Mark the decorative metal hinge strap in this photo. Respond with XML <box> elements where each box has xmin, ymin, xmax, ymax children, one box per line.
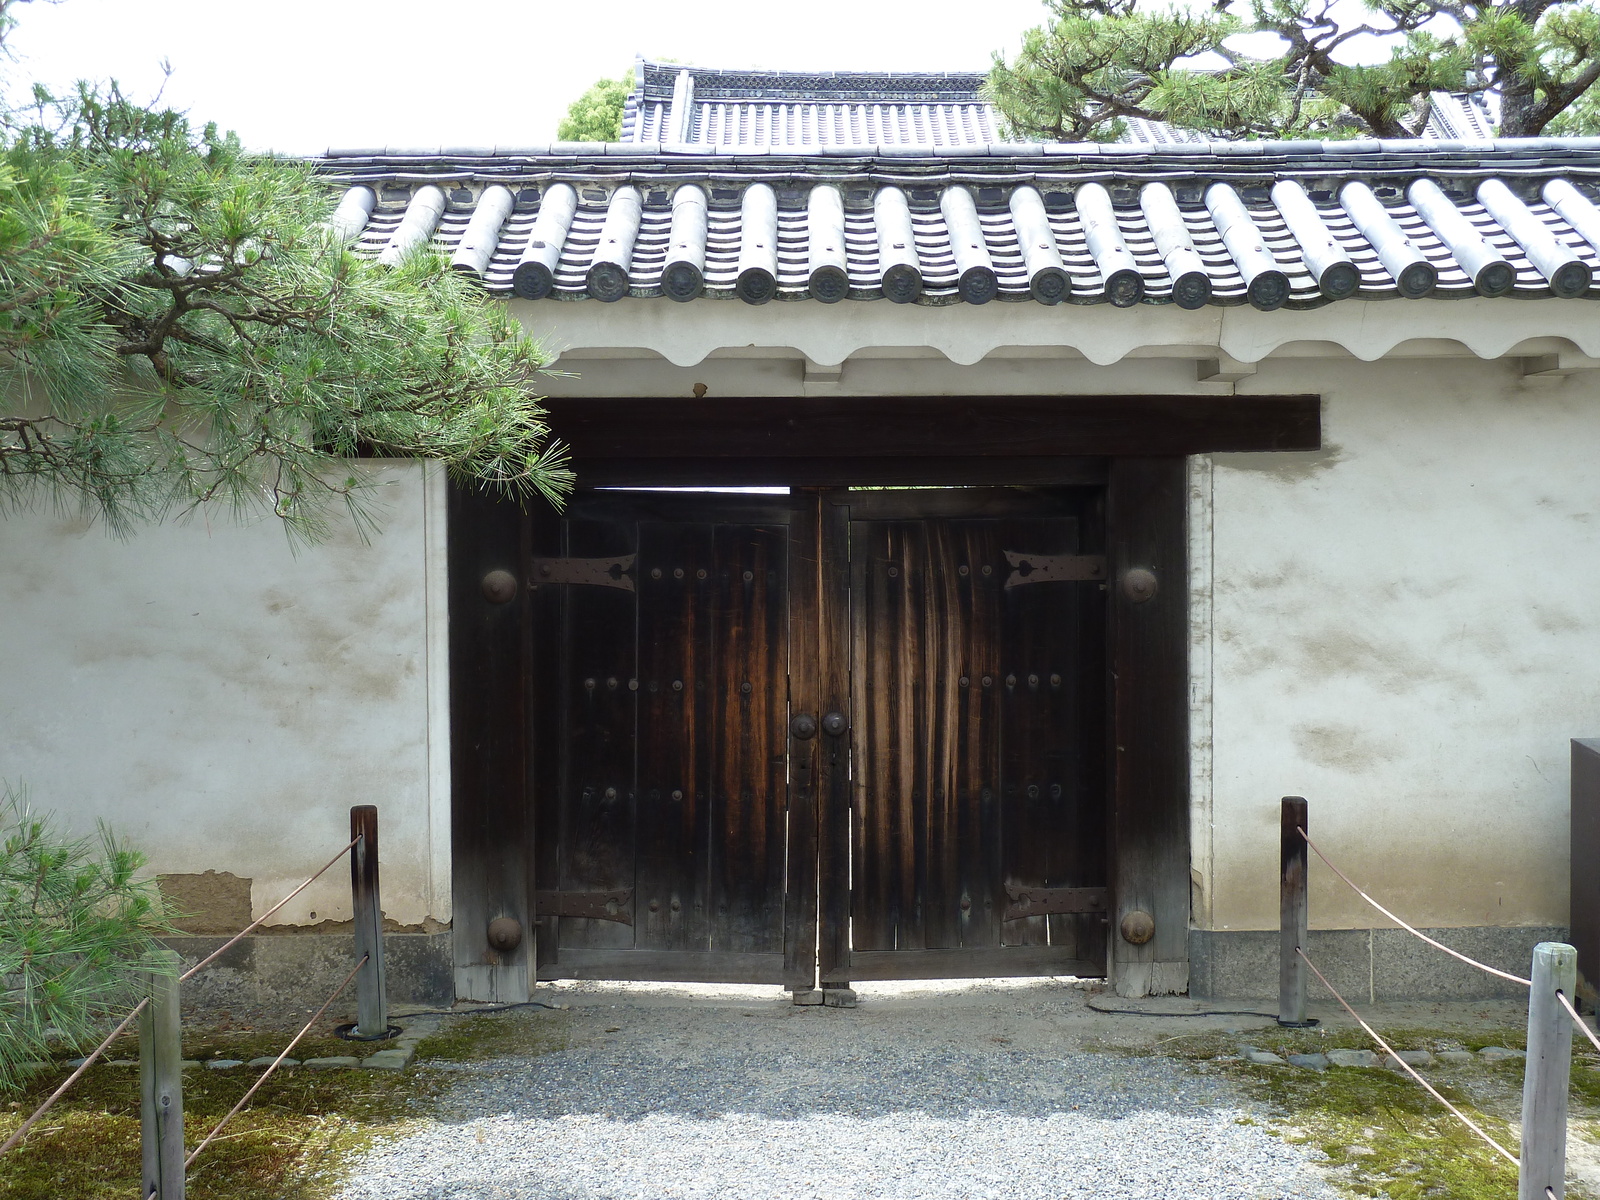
<box><xmin>534</xmin><ymin>889</ymin><xmax>634</xmax><ymax>925</ymax></box>
<box><xmin>530</xmin><ymin>554</ymin><xmax>636</xmax><ymax>591</ymax></box>
<box><xmin>1003</xmin><ymin>552</ymin><xmax>1107</xmax><ymax>589</ymax></box>
<box><xmin>1003</xmin><ymin>885</ymin><xmax>1108</xmax><ymax>921</ymax></box>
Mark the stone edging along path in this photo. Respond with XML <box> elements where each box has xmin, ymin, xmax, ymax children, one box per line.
<box><xmin>40</xmin><ymin>1015</ymin><xmax>445</xmax><ymax>1076</ymax></box>
<box><xmin>1239</xmin><ymin>1043</ymin><xmax>1527</xmax><ymax>1070</ymax></box>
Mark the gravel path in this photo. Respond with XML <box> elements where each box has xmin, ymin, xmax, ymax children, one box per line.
<box><xmin>336</xmin><ymin>981</ymin><xmax>1340</xmax><ymax>1200</ymax></box>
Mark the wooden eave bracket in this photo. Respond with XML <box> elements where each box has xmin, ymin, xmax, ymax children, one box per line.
<box><xmin>1196</xmin><ymin>353</ymin><xmax>1257</xmax><ymax>383</ymax></box>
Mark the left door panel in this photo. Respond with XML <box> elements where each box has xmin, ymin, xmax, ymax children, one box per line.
<box><xmin>530</xmin><ymin>491</ymin><xmax>798</xmax><ymax>984</ymax></box>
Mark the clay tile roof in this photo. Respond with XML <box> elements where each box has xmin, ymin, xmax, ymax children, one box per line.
<box><xmin>317</xmin><ymin>142</ymin><xmax>1600</xmax><ymax>309</ymax></box>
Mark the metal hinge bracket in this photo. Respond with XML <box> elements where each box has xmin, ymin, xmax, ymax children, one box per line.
<box><xmin>530</xmin><ymin>555</ymin><xmax>636</xmax><ymax>591</ymax></box>
<box><xmin>1003</xmin><ymin>552</ymin><xmax>1107</xmax><ymax>589</ymax></box>
<box><xmin>1002</xmin><ymin>885</ymin><xmax>1108</xmax><ymax>921</ymax></box>
<box><xmin>534</xmin><ymin>889</ymin><xmax>634</xmax><ymax>925</ymax></box>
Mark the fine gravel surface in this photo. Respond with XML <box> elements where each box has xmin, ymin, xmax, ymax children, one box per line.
<box><xmin>336</xmin><ymin>979</ymin><xmax>1341</xmax><ymax>1200</ymax></box>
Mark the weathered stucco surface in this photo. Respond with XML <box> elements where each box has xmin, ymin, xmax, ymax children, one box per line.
<box><xmin>4</xmin><ymin>318</ymin><xmax>1590</xmax><ymax>965</ymax></box>
<box><xmin>0</xmin><ymin>461</ymin><xmax>450</xmax><ymax>929</ymax></box>
<box><xmin>1203</xmin><ymin>356</ymin><xmax>1598</xmax><ymax>932</ymax></box>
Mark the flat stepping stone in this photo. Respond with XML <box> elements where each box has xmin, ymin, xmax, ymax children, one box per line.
<box><xmin>180</xmin><ymin>1060</ymin><xmax>202</xmax><ymax>1070</ymax></box>
<box><xmin>248</xmin><ymin>1057</ymin><xmax>297</xmax><ymax>1068</ymax></box>
<box><xmin>1287</xmin><ymin>1053</ymin><xmax>1328</xmax><ymax>1071</ymax></box>
<box><xmin>360</xmin><ymin>1048</ymin><xmax>413</xmax><ymax>1071</ymax></box>
<box><xmin>1436</xmin><ymin>1050</ymin><xmax>1475</xmax><ymax>1064</ymax></box>
<box><xmin>1479</xmin><ymin>1046</ymin><xmax>1525</xmax><ymax>1063</ymax></box>
<box><xmin>301</xmin><ymin>1056</ymin><xmax>361</xmax><ymax>1069</ymax></box>
<box><xmin>206</xmin><ymin>1059</ymin><xmax>244</xmax><ymax>1070</ymax></box>
<box><xmin>1245</xmin><ymin>1050</ymin><xmax>1287</xmax><ymax>1066</ymax></box>
<box><xmin>1386</xmin><ymin>1050</ymin><xmax>1433</xmax><ymax>1069</ymax></box>
<box><xmin>1327</xmin><ymin>1048</ymin><xmax>1381</xmax><ymax>1068</ymax></box>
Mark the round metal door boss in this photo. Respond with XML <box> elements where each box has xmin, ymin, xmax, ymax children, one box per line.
<box><xmin>1120</xmin><ymin>567</ymin><xmax>1158</xmax><ymax>603</ymax></box>
<box><xmin>481</xmin><ymin>569</ymin><xmax>518</xmax><ymax>603</ymax></box>
<box><xmin>1119</xmin><ymin>909</ymin><xmax>1156</xmax><ymax>945</ymax></box>
<box><xmin>821</xmin><ymin>711</ymin><xmax>848</xmax><ymax>736</ymax></box>
<box><xmin>486</xmin><ymin>916</ymin><xmax>523</xmax><ymax>953</ymax></box>
<box><xmin>790</xmin><ymin>713</ymin><xmax>818</xmax><ymax>740</ymax></box>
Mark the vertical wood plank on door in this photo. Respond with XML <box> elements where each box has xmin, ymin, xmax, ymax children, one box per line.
<box><xmin>529</xmin><ymin>510</ymin><xmax>564</xmax><ymax>982</ymax></box>
<box><xmin>558</xmin><ymin>517</ymin><xmax>640</xmax><ymax>952</ymax></box>
<box><xmin>1108</xmin><ymin>458</ymin><xmax>1191</xmax><ymax>996</ymax></box>
<box><xmin>921</xmin><ymin>520</ymin><xmax>961</xmax><ymax>952</ymax></box>
<box><xmin>635</xmin><ymin>522</ymin><xmax>714</xmax><ymax>952</ymax></box>
<box><xmin>953</xmin><ymin>520</ymin><xmax>1003</xmax><ymax>951</ymax></box>
<box><xmin>852</xmin><ymin>520</ymin><xmax>930</xmax><ymax>953</ymax></box>
<box><xmin>999</xmin><ymin>517</ymin><xmax>1072</xmax><ymax>949</ymax></box>
<box><xmin>709</xmin><ymin>524</ymin><xmax>789</xmax><ymax>954</ymax></box>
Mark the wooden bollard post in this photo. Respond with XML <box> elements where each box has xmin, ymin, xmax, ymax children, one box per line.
<box><xmin>1520</xmin><ymin>941</ymin><xmax>1577</xmax><ymax>1200</ymax></box>
<box><xmin>1279</xmin><ymin>796</ymin><xmax>1315</xmax><ymax>1027</ymax></box>
<box><xmin>350</xmin><ymin>805</ymin><xmax>389</xmax><ymax>1039</ymax></box>
<box><xmin>140</xmin><ymin>948</ymin><xmax>184</xmax><ymax>1200</ymax></box>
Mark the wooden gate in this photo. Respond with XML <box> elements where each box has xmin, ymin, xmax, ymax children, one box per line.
<box><xmin>524</xmin><ymin>486</ymin><xmax>1107</xmax><ymax>986</ymax></box>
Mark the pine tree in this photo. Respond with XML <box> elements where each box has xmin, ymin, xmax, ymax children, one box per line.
<box><xmin>0</xmin><ymin>787</ymin><xmax>173</xmax><ymax>1091</ymax></box>
<box><xmin>988</xmin><ymin>0</ymin><xmax>1600</xmax><ymax>141</ymax></box>
<box><xmin>1</xmin><ymin>4</ymin><xmax>571</xmax><ymax>542</ymax></box>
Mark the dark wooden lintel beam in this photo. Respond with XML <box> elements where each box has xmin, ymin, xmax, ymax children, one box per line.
<box><xmin>545</xmin><ymin>394</ymin><xmax>1320</xmax><ymax>462</ymax></box>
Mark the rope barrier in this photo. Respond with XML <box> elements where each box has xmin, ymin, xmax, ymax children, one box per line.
<box><xmin>0</xmin><ymin>996</ymin><xmax>150</xmax><ymax>1155</ymax></box>
<box><xmin>181</xmin><ymin>836</ymin><xmax>359</xmax><ymax>982</ymax></box>
<box><xmin>3</xmin><ymin>834</ymin><xmax>362</xmax><ymax>1158</ymax></box>
<box><xmin>1299</xmin><ymin>826</ymin><xmax>1533</xmax><ymax>987</ymax></box>
<box><xmin>184</xmin><ymin>953</ymin><xmax>369</xmax><ymax>1171</ymax></box>
<box><xmin>1557</xmin><ymin>988</ymin><xmax>1600</xmax><ymax>1057</ymax></box>
<box><xmin>1296</xmin><ymin>947</ymin><xmax>1520</xmax><ymax>1167</ymax></box>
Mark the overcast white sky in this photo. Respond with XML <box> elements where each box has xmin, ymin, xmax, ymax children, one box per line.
<box><xmin>3</xmin><ymin>0</ymin><xmax>1047</xmax><ymax>153</ymax></box>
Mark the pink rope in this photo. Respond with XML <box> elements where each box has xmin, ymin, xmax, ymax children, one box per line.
<box><xmin>181</xmin><ymin>837</ymin><xmax>358</xmax><ymax>981</ymax></box>
<box><xmin>1297</xmin><ymin>948</ymin><xmax>1518</xmax><ymax>1167</ymax></box>
<box><xmin>1299</xmin><ymin>827</ymin><xmax>1532</xmax><ymax>987</ymax></box>
<box><xmin>1557</xmin><ymin>988</ymin><xmax>1600</xmax><ymax>1057</ymax></box>
<box><xmin>0</xmin><ymin>997</ymin><xmax>149</xmax><ymax>1155</ymax></box>
<box><xmin>185</xmin><ymin>953</ymin><xmax>368</xmax><ymax>1170</ymax></box>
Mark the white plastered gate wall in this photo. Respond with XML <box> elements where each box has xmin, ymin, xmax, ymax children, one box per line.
<box><xmin>0</xmin><ymin>461</ymin><xmax>452</xmax><ymax>931</ymax></box>
<box><xmin>2</xmin><ymin>295</ymin><xmax>1593</xmax><ymax>990</ymax></box>
<box><xmin>1191</xmin><ymin>355</ymin><xmax>1596</xmax><ymax>942</ymax></box>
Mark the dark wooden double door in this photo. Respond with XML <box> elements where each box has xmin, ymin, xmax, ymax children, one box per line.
<box><xmin>530</xmin><ymin>487</ymin><xmax>1109</xmax><ymax>987</ymax></box>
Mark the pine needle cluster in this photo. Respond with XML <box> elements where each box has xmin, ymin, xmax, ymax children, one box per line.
<box><xmin>989</xmin><ymin>0</ymin><xmax>1600</xmax><ymax>141</ymax></box>
<box><xmin>0</xmin><ymin>786</ymin><xmax>173</xmax><ymax>1092</ymax></box>
<box><xmin>2</xmin><ymin>37</ymin><xmax>572</xmax><ymax>542</ymax></box>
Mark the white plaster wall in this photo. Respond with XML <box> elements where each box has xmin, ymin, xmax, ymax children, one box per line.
<box><xmin>0</xmin><ymin>461</ymin><xmax>450</xmax><ymax>928</ymax></box>
<box><xmin>1204</xmin><ymin>358</ymin><xmax>1600</xmax><ymax>932</ymax></box>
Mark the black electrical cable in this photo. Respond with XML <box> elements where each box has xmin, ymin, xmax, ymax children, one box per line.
<box><xmin>1085</xmin><ymin>998</ymin><xmax>1279</xmax><ymax>1019</ymax></box>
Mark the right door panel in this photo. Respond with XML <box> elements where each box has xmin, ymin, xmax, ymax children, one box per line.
<box><xmin>825</xmin><ymin>488</ymin><xmax>1109</xmax><ymax>982</ymax></box>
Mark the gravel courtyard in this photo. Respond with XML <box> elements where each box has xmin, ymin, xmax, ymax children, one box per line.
<box><xmin>334</xmin><ymin>978</ymin><xmax>1342</xmax><ymax>1200</ymax></box>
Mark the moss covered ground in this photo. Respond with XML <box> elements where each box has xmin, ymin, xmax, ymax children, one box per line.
<box><xmin>0</xmin><ymin>1010</ymin><xmax>568</xmax><ymax>1200</ymax></box>
<box><xmin>1126</xmin><ymin>1023</ymin><xmax>1600</xmax><ymax>1200</ymax></box>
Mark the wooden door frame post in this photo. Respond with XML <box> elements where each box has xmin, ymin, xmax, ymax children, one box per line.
<box><xmin>447</xmin><ymin>483</ymin><xmax>534</xmax><ymax>1003</ymax></box>
<box><xmin>1107</xmin><ymin>458</ymin><xmax>1191</xmax><ymax>998</ymax></box>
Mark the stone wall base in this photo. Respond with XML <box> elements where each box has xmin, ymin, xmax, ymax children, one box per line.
<box><xmin>1189</xmin><ymin>925</ymin><xmax>1569</xmax><ymax>1002</ymax></box>
<box><xmin>163</xmin><ymin>932</ymin><xmax>453</xmax><ymax>1015</ymax></box>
